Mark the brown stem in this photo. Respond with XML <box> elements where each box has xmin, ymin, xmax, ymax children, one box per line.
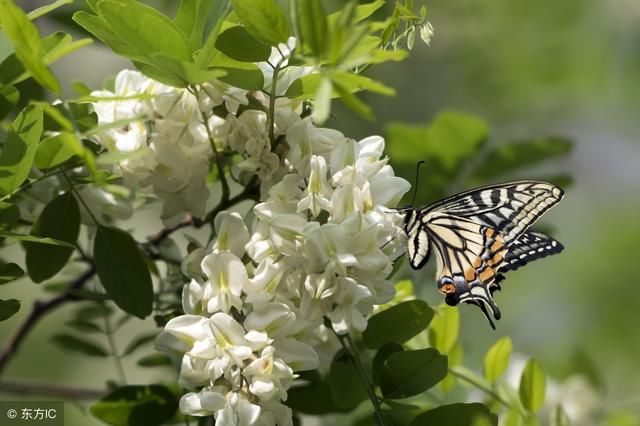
<box><xmin>0</xmin><ymin>266</ymin><xmax>96</xmax><ymax>376</ymax></box>
<box><xmin>0</xmin><ymin>380</ymin><xmax>105</xmax><ymax>400</ymax></box>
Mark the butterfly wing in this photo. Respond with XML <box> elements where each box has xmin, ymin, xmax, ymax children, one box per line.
<box><xmin>423</xmin><ymin>181</ymin><xmax>564</xmax><ymax>244</ymax></box>
<box><xmin>494</xmin><ymin>230</ymin><xmax>564</xmax><ymax>285</ymax></box>
<box><xmin>406</xmin><ymin>181</ymin><xmax>564</xmax><ymax>328</ymax></box>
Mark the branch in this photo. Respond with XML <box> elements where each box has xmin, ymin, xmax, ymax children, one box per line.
<box><xmin>0</xmin><ymin>266</ymin><xmax>96</xmax><ymax>376</ymax></box>
<box><xmin>0</xmin><ymin>380</ymin><xmax>105</xmax><ymax>400</ymax></box>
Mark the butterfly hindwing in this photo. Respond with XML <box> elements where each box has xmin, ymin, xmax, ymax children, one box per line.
<box><xmin>499</xmin><ymin>230</ymin><xmax>564</xmax><ymax>274</ymax></box>
<box><xmin>404</xmin><ymin>180</ymin><xmax>564</xmax><ymax>328</ymax></box>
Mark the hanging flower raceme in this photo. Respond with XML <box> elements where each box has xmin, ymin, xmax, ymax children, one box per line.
<box><xmin>92</xmin><ymin>36</ymin><xmax>411</xmax><ymax>426</ymax></box>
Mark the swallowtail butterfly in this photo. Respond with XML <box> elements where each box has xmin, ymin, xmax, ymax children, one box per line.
<box><xmin>402</xmin><ymin>181</ymin><xmax>564</xmax><ymax>328</ymax></box>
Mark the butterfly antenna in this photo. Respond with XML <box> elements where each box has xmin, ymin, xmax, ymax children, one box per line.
<box><xmin>409</xmin><ymin>161</ymin><xmax>425</xmax><ymax>207</ymax></box>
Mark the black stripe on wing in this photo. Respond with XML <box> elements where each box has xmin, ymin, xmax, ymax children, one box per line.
<box><xmin>500</xmin><ymin>230</ymin><xmax>564</xmax><ymax>273</ymax></box>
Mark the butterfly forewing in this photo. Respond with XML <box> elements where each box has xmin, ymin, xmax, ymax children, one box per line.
<box><xmin>423</xmin><ymin>181</ymin><xmax>564</xmax><ymax>244</ymax></box>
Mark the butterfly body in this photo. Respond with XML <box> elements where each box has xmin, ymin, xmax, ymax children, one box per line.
<box><xmin>403</xmin><ymin>181</ymin><xmax>564</xmax><ymax>328</ymax></box>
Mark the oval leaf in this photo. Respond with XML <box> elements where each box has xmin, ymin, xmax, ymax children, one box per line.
<box><xmin>296</xmin><ymin>0</ymin><xmax>328</xmax><ymax>56</ymax></box>
<box><xmin>363</xmin><ymin>300</ymin><xmax>434</xmax><ymax>349</ymax></box>
<box><xmin>484</xmin><ymin>336</ymin><xmax>512</xmax><ymax>383</ymax></box>
<box><xmin>94</xmin><ymin>226</ymin><xmax>153</xmax><ymax>319</ymax></box>
<box><xmin>90</xmin><ymin>385</ymin><xmax>178</xmax><ymax>426</ymax></box>
<box><xmin>25</xmin><ymin>192</ymin><xmax>80</xmax><ymax>283</ymax></box>
<box><xmin>0</xmin><ymin>298</ymin><xmax>20</xmax><ymax>321</ymax></box>
<box><xmin>428</xmin><ymin>304</ymin><xmax>459</xmax><ymax>354</ymax></box>
<box><xmin>381</xmin><ymin>348</ymin><xmax>448</xmax><ymax>399</ymax></box>
<box><xmin>519</xmin><ymin>358</ymin><xmax>546</xmax><ymax>412</ymax></box>
<box><xmin>231</xmin><ymin>0</ymin><xmax>290</xmax><ymax>46</ymax></box>
<box><xmin>51</xmin><ymin>333</ymin><xmax>109</xmax><ymax>357</ymax></box>
<box><xmin>410</xmin><ymin>403</ymin><xmax>498</xmax><ymax>426</ymax></box>
<box><xmin>0</xmin><ymin>262</ymin><xmax>24</xmax><ymax>285</ymax></box>
<box><xmin>137</xmin><ymin>353</ymin><xmax>172</xmax><ymax>368</ymax></box>
<box><xmin>215</xmin><ymin>25</ymin><xmax>271</xmax><ymax>62</ymax></box>
<box><xmin>328</xmin><ymin>351</ymin><xmax>368</xmax><ymax>409</ymax></box>
<box><xmin>372</xmin><ymin>343</ymin><xmax>403</xmax><ymax>386</ymax></box>
<box><xmin>123</xmin><ymin>333</ymin><xmax>157</xmax><ymax>357</ymax></box>
<box><xmin>0</xmin><ymin>104</ymin><xmax>43</xmax><ymax>195</ymax></box>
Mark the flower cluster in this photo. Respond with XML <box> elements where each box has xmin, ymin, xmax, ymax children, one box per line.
<box><xmin>90</xmin><ymin>70</ymin><xmax>216</xmax><ymax>226</ymax></box>
<box><xmin>93</xmin><ymin>39</ymin><xmax>410</xmax><ymax>425</ymax></box>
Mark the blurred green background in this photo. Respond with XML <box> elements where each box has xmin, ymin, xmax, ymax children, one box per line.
<box><xmin>1</xmin><ymin>0</ymin><xmax>639</xmax><ymax>424</ymax></box>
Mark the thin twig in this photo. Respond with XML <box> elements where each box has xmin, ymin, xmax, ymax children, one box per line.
<box><xmin>332</xmin><ymin>325</ymin><xmax>388</xmax><ymax>426</ymax></box>
<box><xmin>0</xmin><ymin>380</ymin><xmax>105</xmax><ymax>400</ymax></box>
<box><xmin>0</xmin><ymin>266</ymin><xmax>96</xmax><ymax>376</ymax></box>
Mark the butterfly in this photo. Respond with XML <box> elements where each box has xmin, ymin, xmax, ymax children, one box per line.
<box><xmin>402</xmin><ymin>181</ymin><xmax>564</xmax><ymax>328</ymax></box>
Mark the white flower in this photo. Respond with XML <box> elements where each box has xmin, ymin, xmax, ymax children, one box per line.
<box><xmin>243</xmin><ymin>346</ymin><xmax>294</xmax><ymax>401</ymax></box>
<box><xmin>326</xmin><ymin>278</ymin><xmax>374</xmax><ymax>334</ymax></box>
<box><xmin>200</xmin><ymin>252</ymin><xmax>248</xmax><ymax>314</ymax></box>
<box><xmin>297</xmin><ymin>155</ymin><xmax>332</xmax><ymax>217</ymax></box>
<box><xmin>212</xmin><ymin>211</ymin><xmax>250</xmax><ymax>257</ymax></box>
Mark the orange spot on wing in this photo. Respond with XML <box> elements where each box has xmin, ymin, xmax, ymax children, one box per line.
<box><xmin>488</xmin><ymin>252</ymin><xmax>504</xmax><ymax>266</ymax></box>
<box><xmin>485</xmin><ymin>228</ymin><xmax>495</xmax><ymax>238</ymax></box>
<box><xmin>479</xmin><ymin>267</ymin><xmax>495</xmax><ymax>282</ymax></box>
<box><xmin>473</xmin><ymin>257</ymin><xmax>483</xmax><ymax>268</ymax></box>
<box><xmin>464</xmin><ymin>268</ymin><xmax>476</xmax><ymax>281</ymax></box>
<box><xmin>440</xmin><ymin>283</ymin><xmax>456</xmax><ymax>295</ymax></box>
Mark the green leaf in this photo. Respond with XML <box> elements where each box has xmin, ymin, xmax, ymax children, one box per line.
<box><xmin>34</xmin><ymin>132</ymin><xmax>83</xmax><ymax>169</ymax></box>
<box><xmin>0</xmin><ymin>84</ymin><xmax>19</xmax><ymax>120</ymax></box>
<box><xmin>311</xmin><ymin>76</ymin><xmax>332</xmax><ymax>124</ymax></box>
<box><xmin>0</xmin><ymin>104</ymin><xmax>43</xmax><ymax>195</ymax></box>
<box><xmin>65</xmin><ymin>319</ymin><xmax>103</xmax><ymax>333</ymax></box>
<box><xmin>74</xmin><ymin>304</ymin><xmax>113</xmax><ymax>321</ymax></box>
<box><xmin>90</xmin><ymin>385</ymin><xmax>178</xmax><ymax>426</ymax></box>
<box><xmin>0</xmin><ymin>298</ymin><xmax>20</xmax><ymax>321</ymax></box>
<box><xmin>0</xmin><ymin>0</ymin><xmax>60</xmax><ymax>93</ymax></box>
<box><xmin>215</xmin><ymin>25</ymin><xmax>271</xmax><ymax>62</ymax></box>
<box><xmin>363</xmin><ymin>300</ymin><xmax>434</xmax><ymax>349</ymax></box>
<box><xmin>328</xmin><ymin>351</ymin><xmax>368</xmax><ymax>410</ymax></box>
<box><xmin>231</xmin><ymin>0</ymin><xmax>290</xmax><ymax>46</ymax></box>
<box><xmin>332</xmin><ymin>71</ymin><xmax>396</xmax><ymax>96</ymax></box>
<box><xmin>0</xmin><ymin>262</ymin><xmax>24</xmax><ymax>284</ymax></box>
<box><xmin>25</xmin><ymin>192</ymin><xmax>80</xmax><ymax>283</ymax></box>
<box><xmin>137</xmin><ymin>353</ymin><xmax>172</xmax><ymax>368</ymax></box>
<box><xmin>0</xmin><ymin>29</ymin><xmax>14</xmax><ymax>64</ymax></box>
<box><xmin>296</xmin><ymin>0</ymin><xmax>327</xmax><ymax>56</ymax></box>
<box><xmin>27</xmin><ymin>0</ymin><xmax>73</xmax><ymax>21</ymax></box>
<box><xmin>372</xmin><ymin>343</ymin><xmax>403</xmax><ymax>386</ymax></box>
<box><xmin>333</xmin><ymin>79</ymin><xmax>372</xmax><ymax>120</ymax></box>
<box><xmin>193</xmin><ymin>0</ymin><xmax>230</xmax><ymax>67</ymax></box>
<box><xmin>51</xmin><ymin>333</ymin><xmax>109</xmax><ymax>357</ymax></box>
<box><xmin>428</xmin><ymin>304</ymin><xmax>460</xmax><ymax>354</ymax></box>
<box><xmin>440</xmin><ymin>342</ymin><xmax>463</xmax><ymax>393</ymax></box>
<box><xmin>97</xmin><ymin>0</ymin><xmax>191</xmax><ymax>61</ymax></box>
<box><xmin>380</xmin><ymin>348</ymin><xmax>448</xmax><ymax>399</ymax></box>
<box><xmin>173</xmin><ymin>0</ymin><xmax>214</xmax><ymax>51</ymax></box>
<box><xmin>122</xmin><ymin>333</ymin><xmax>157</xmax><ymax>357</ymax></box>
<box><xmin>0</xmin><ymin>230</ymin><xmax>75</xmax><ymax>247</ymax></box>
<box><xmin>94</xmin><ymin>226</ymin><xmax>153</xmax><ymax>319</ymax></box>
<box><xmin>519</xmin><ymin>358</ymin><xmax>546</xmax><ymax>412</ymax></box>
<box><xmin>72</xmin><ymin>11</ymin><xmax>142</xmax><ymax>60</ymax></box>
<box><xmin>327</xmin><ymin>0</ymin><xmax>385</xmax><ymax>29</ymax></box>
<box><xmin>410</xmin><ymin>403</ymin><xmax>498</xmax><ymax>426</ymax></box>
<box><xmin>286</xmin><ymin>73</ymin><xmax>326</xmax><ymax>99</ymax></box>
<box><xmin>484</xmin><ymin>336</ymin><xmax>512</xmax><ymax>383</ymax></box>
<box><xmin>285</xmin><ymin>370</ymin><xmax>351</xmax><ymax>414</ymax></box>
<box><xmin>551</xmin><ymin>405</ymin><xmax>570</xmax><ymax>426</ymax></box>
<box><xmin>213</xmin><ymin>53</ymin><xmax>264</xmax><ymax>90</ymax></box>
<box><xmin>471</xmin><ymin>137</ymin><xmax>573</xmax><ymax>182</ymax></box>
<box><xmin>0</xmin><ymin>202</ymin><xmax>20</xmax><ymax>229</ymax></box>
